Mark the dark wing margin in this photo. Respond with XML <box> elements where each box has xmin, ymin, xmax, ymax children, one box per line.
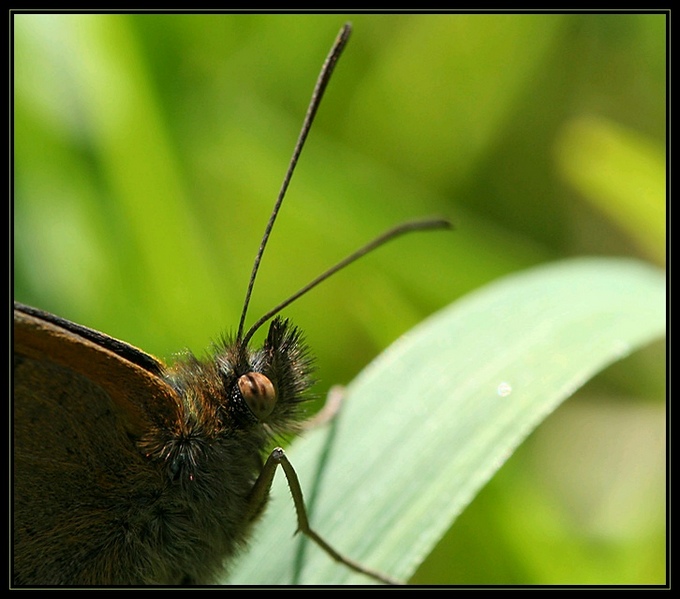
<box><xmin>13</xmin><ymin>302</ymin><xmax>181</xmax><ymax>435</ymax></box>
<box><xmin>13</xmin><ymin>301</ymin><xmax>166</xmax><ymax>376</ymax></box>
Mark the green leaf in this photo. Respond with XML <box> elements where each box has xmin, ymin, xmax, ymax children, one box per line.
<box><xmin>225</xmin><ymin>257</ymin><xmax>666</xmax><ymax>584</ymax></box>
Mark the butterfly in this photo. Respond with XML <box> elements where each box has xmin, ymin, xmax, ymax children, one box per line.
<box><xmin>13</xmin><ymin>22</ymin><xmax>449</xmax><ymax>585</ymax></box>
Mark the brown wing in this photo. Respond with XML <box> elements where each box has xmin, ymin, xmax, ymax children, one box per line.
<box><xmin>13</xmin><ymin>304</ymin><xmax>181</xmax><ymax>435</ymax></box>
<box><xmin>12</xmin><ymin>305</ymin><xmax>182</xmax><ymax>584</ymax></box>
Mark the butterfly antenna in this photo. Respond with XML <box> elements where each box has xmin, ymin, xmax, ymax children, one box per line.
<box><xmin>237</xmin><ymin>23</ymin><xmax>353</xmax><ymax>343</ymax></box>
<box><xmin>241</xmin><ymin>218</ymin><xmax>452</xmax><ymax>347</ymax></box>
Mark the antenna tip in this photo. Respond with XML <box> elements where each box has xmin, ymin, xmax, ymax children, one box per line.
<box><xmin>338</xmin><ymin>22</ymin><xmax>353</xmax><ymax>44</ymax></box>
<box><xmin>409</xmin><ymin>217</ymin><xmax>455</xmax><ymax>233</ymax></box>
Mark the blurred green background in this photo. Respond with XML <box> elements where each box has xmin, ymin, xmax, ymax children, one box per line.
<box><xmin>13</xmin><ymin>13</ymin><xmax>666</xmax><ymax>584</ymax></box>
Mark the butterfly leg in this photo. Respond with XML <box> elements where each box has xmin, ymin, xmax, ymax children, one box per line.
<box><xmin>300</xmin><ymin>385</ymin><xmax>345</xmax><ymax>431</ymax></box>
<box><xmin>246</xmin><ymin>447</ymin><xmax>401</xmax><ymax>585</ymax></box>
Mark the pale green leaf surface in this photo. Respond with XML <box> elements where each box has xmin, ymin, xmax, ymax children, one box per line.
<box><xmin>225</xmin><ymin>257</ymin><xmax>665</xmax><ymax>585</ymax></box>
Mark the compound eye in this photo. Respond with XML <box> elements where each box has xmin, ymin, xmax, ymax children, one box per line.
<box><xmin>238</xmin><ymin>372</ymin><xmax>277</xmax><ymax>420</ymax></box>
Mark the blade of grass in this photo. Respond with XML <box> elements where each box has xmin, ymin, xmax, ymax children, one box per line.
<box><xmin>225</xmin><ymin>257</ymin><xmax>665</xmax><ymax>584</ymax></box>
